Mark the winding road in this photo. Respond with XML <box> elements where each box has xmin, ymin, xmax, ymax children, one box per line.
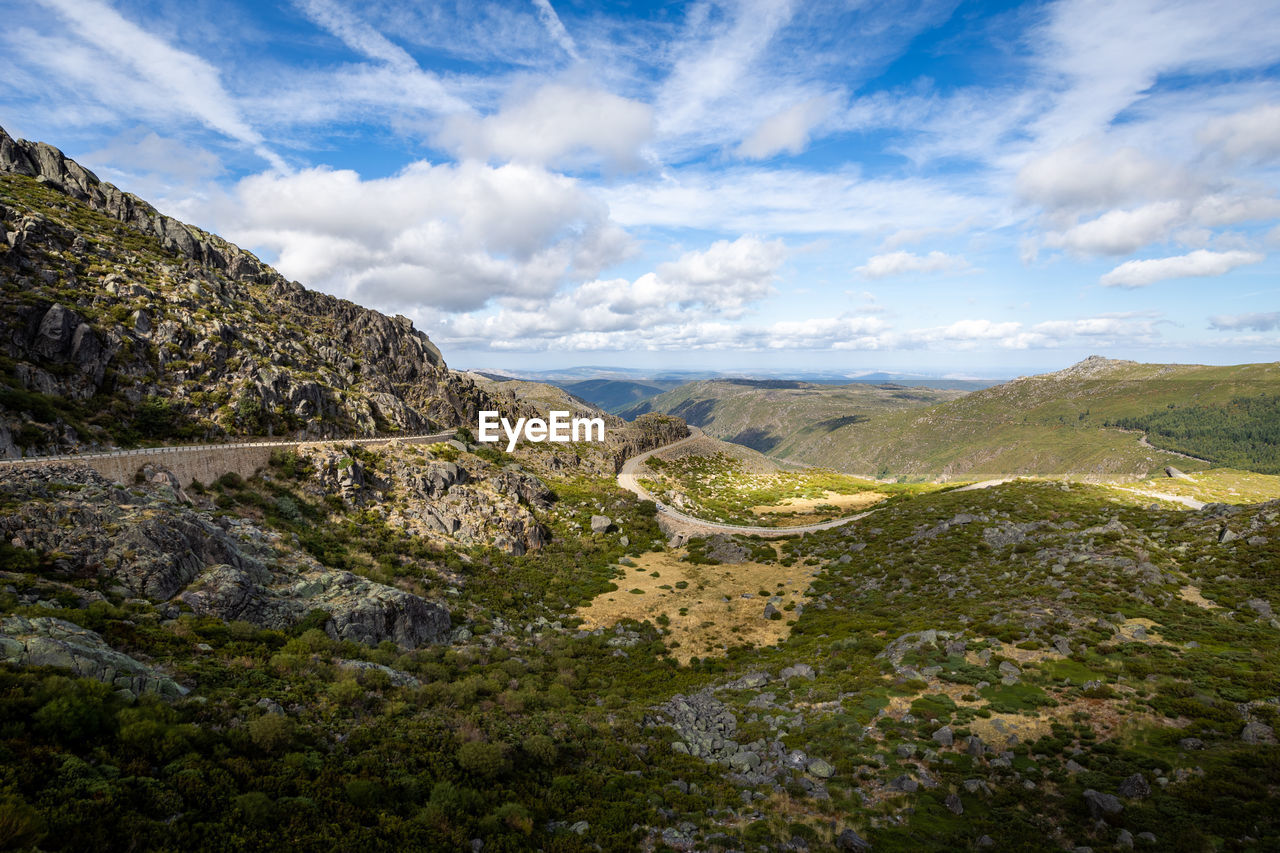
<box><xmin>616</xmin><ymin>427</ymin><xmax>877</xmax><ymax>539</ymax></box>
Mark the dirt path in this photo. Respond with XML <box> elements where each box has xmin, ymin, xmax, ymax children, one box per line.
<box><xmin>1111</xmin><ymin>486</ymin><xmax>1206</xmax><ymax>510</ymax></box>
<box><xmin>617</xmin><ymin>427</ymin><xmax>877</xmax><ymax>538</ymax></box>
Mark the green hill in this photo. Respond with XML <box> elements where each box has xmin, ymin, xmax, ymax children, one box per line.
<box><xmin>618</xmin><ymin>379</ymin><xmax>966</xmax><ymax>453</ymax></box>
<box><xmin>779</xmin><ymin>356</ymin><xmax>1280</xmax><ymax>481</ymax></box>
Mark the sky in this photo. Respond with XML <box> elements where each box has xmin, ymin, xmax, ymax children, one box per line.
<box><xmin>1</xmin><ymin>0</ymin><xmax>1278</xmax><ymax>376</ymax></box>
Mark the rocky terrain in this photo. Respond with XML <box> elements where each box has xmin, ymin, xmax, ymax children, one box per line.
<box><xmin>0</xmin><ymin>463</ymin><xmax>452</xmax><ymax>650</ymax></box>
<box><xmin>0</xmin><ymin>125</ymin><xmax>537</xmax><ymax>457</ymax></box>
<box><xmin>0</xmin><ymin>126</ymin><xmax>1277</xmax><ymax>853</ymax></box>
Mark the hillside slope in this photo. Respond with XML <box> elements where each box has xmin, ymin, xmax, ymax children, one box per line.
<box><xmin>619</xmin><ymin>379</ymin><xmax>966</xmax><ymax>453</ymax></box>
<box><xmin>0</xmin><ymin>126</ymin><xmax>522</xmax><ymax>458</ymax></box>
<box><xmin>783</xmin><ymin>356</ymin><xmax>1280</xmax><ymax>481</ymax></box>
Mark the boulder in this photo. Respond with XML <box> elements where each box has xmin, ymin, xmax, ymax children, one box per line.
<box><xmin>932</xmin><ymin>726</ymin><xmax>954</xmax><ymax>747</ymax></box>
<box><xmin>835</xmin><ymin>829</ymin><xmax>872</xmax><ymax>852</ymax></box>
<box><xmin>590</xmin><ymin>514</ymin><xmax>612</xmax><ymax>533</ymax></box>
<box><xmin>1117</xmin><ymin>773</ymin><xmax>1150</xmax><ymax>799</ymax></box>
<box><xmin>1083</xmin><ymin>789</ymin><xmax>1123</xmax><ymax>819</ymax></box>
<box><xmin>780</xmin><ymin>663</ymin><xmax>815</xmax><ymax>680</ymax></box>
<box><xmin>806</xmin><ymin>758</ymin><xmax>835</xmax><ymax>779</ymax></box>
<box><xmin>0</xmin><ymin>615</ymin><xmax>186</xmax><ymax>697</ymax></box>
<box><xmin>1241</xmin><ymin>722</ymin><xmax>1277</xmax><ymax>744</ymax></box>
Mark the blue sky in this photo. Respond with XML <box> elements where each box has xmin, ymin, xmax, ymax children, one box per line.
<box><xmin>2</xmin><ymin>0</ymin><xmax>1278</xmax><ymax>375</ymax></box>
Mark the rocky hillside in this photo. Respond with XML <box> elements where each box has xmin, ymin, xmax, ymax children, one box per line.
<box><xmin>0</xmin><ymin>125</ymin><xmax>529</xmax><ymax>458</ymax></box>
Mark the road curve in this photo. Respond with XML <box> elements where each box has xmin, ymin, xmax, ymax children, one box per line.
<box><xmin>617</xmin><ymin>426</ymin><xmax>875</xmax><ymax>538</ymax></box>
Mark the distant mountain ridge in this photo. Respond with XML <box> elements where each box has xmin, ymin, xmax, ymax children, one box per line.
<box><xmin>779</xmin><ymin>355</ymin><xmax>1280</xmax><ymax>481</ymax></box>
<box><xmin>0</xmin><ymin>125</ymin><xmax>529</xmax><ymax>458</ymax></box>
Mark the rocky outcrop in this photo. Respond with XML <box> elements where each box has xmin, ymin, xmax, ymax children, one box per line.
<box><xmin>0</xmin><ymin>464</ymin><xmax>451</xmax><ymax>648</ymax></box>
<box><xmin>301</xmin><ymin>441</ymin><xmax>551</xmax><ymax>556</ymax></box>
<box><xmin>0</xmin><ymin>614</ymin><xmax>187</xmax><ymax>697</ymax></box>
<box><xmin>0</xmin><ymin>124</ymin><xmax>524</xmax><ymax>456</ymax></box>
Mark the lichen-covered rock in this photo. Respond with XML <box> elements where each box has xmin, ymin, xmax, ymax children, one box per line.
<box><xmin>0</xmin><ymin>615</ymin><xmax>187</xmax><ymax>697</ymax></box>
<box><xmin>0</xmin><ymin>465</ymin><xmax>450</xmax><ymax>649</ymax></box>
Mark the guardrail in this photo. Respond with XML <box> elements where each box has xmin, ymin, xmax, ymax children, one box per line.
<box><xmin>0</xmin><ymin>430</ymin><xmax>459</xmax><ymax>468</ymax></box>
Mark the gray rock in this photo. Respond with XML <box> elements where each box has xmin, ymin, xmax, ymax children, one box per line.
<box><xmin>1241</xmin><ymin>721</ymin><xmax>1277</xmax><ymax>744</ymax></box>
<box><xmin>1244</xmin><ymin>598</ymin><xmax>1273</xmax><ymax>618</ymax></box>
<box><xmin>1117</xmin><ymin>829</ymin><xmax>1134</xmax><ymax>849</ymax></box>
<box><xmin>1136</xmin><ymin>832</ymin><xmax>1157</xmax><ymax>844</ymax></box>
<box><xmin>729</xmin><ymin>750</ymin><xmax>761</xmax><ymax>773</ymax></box>
<box><xmin>763</xmin><ymin>603</ymin><xmax>780</xmax><ymax>620</ymax></box>
<box><xmin>977</xmin><ymin>835</ymin><xmax>995</xmax><ymax>848</ymax></box>
<box><xmin>1083</xmin><ymin>789</ymin><xmax>1124</xmax><ymax>818</ymax></box>
<box><xmin>806</xmin><ymin>758</ymin><xmax>835</xmax><ymax>779</ymax></box>
<box><xmin>932</xmin><ymin>725</ymin><xmax>954</xmax><ymax>747</ymax></box>
<box><xmin>890</xmin><ymin>774</ymin><xmax>918</xmax><ymax>792</ymax></box>
<box><xmin>944</xmin><ymin>793</ymin><xmax>963</xmax><ymax>815</ymax></box>
<box><xmin>780</xmin><ymin>663</ymin><xmax>815</xmax><ymax>680</ymax></box>
<box><xmin>1178</xmin><ymin>737</ymin><xmax>1205</xmax><ymax>750</ymax></box>
<box><xmin>835</xmin><ymin>828</ymin><xmax>872</xmax><ymax>852</ymax></box>
<box><xmin>1065</xmin><ymin>759</ymin><xmax>1086</xmax><ymax>773</ymax></box>
<box><xmin>1218</xmin><ymin>527</ymin><xmax>1238</xmax><ymax>543</ymax></box>
<box><xmin>1117</xmin><ymin>773</ymin><xmax>1150</xmax><ymax>799</ymax></box>
<box><xmin>590</xmin><ymin>514</ymin><xmax>612</xmax><ymax>533</ymax></box>
<box><xmin>998</xmin><ymin>660</ymin><xmax>1021</xmax><ymax>678</ymax></box>
<box><xmin>569</xmin><ymin>821</ymin><xmax>589</xmax><ymax>835</ymax></box>
<box><xmin>966</xmin><ymin>735</ymin><xmax>985</xmax><ymax>757</ymax></box>
<box><xmin>0</xmin><ymin>615</ymin><xmax>186</xmax><ymax>697</ymax></box>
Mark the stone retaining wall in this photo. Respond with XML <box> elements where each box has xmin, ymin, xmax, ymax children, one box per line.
<box><xmin>0</xmin><ymin>432</ymin><xmax>456</xmax><ymax>487</ymax></box>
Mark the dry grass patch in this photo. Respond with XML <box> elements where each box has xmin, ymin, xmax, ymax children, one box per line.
<box><xmin>1179</xmin><ymin>585</ymin><xmax>1220</xmax><ymax>609</ymax></box>
<box><xmin>576</xmin><ymin>548</ymin><xmax>817</xmax><ymax>663</ymax></box>
<box><xmin>750</xmin><ymin>489</ymin><xmax>887</xmax><ymax>524</ymax></box>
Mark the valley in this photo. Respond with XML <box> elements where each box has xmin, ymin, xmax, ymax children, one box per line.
<box><xmin>0</xmin><ymin>127</ymin><xmax>1278</xmax><ymax>853</ymax></box>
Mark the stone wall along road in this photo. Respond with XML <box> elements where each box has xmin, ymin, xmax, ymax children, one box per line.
<box><xmin>0</xmin><ymin>431</ymin><xmax>457</xmax><ymax>488</ymax></box>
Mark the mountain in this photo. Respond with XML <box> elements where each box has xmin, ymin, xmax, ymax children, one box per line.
<box><xmin>0</xmin><ymin>125</ymin><xmax>522</xmax><ymax>458</ymax></box>
<box><xmin>555</xmin><ymin>378</ymin><xmax>679</xmax><ymax>413</ymax></box>
<box><xmin>777</xmin><ymin>355</ymin><xmax>1280</xmax><ymax>480</ymax></box>
<box><xmin>618</xmin><ymin>378</ymin><xmax>967</xmax><ymax>454</ymax></box>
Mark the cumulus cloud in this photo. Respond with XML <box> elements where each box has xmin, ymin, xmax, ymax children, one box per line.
<box><xmin>208</xmin><ymin>160</ymin><xmax>631</xmax><ymax>312</ymax></box>
<box><xmin>438</xmin><ymin>84</ymin><xmax>653</xmax><ymax>168</ymax></box>
<box><xmin>1208</xmin><ymin>311</ymin><xmax>1280</xmax><ymax>331</ymax></box>
<box><xmin>1017</xmin><ymin>140</ymin><xmax>1187</xmax><ymax>211</ymax></box>
<box><xmin>1046</xmin><ymin>201</ymin><xmax>1183</xmax><ymax>255</ymax></box>
<box><xmin>737</xmin><ymin>95</ymin><xmax>834</xmax><ymax>159</ymax></box>
<box><xmin>855</xmin><ymin>250</ymin><xmax>970</xmax><ymax>279</ymax></box>
<box><xmin>441</xmin><ymin>235</ymin><xmax>787</xmax><ymax>347</ymax></box>
<box><xmin>1100</xmin><ymin>249</ymin><xmax>1264</xmax><ymax>288</ymax></box>
<box><xmin>1199</xmin><ymin>103</ymin><xmax>1280</xmax><ymax>162</ymax></box>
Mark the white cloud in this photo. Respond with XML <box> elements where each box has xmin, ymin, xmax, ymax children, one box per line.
<box><xmin>208</xmin><ymin>160</ymin><xmax>631</xmax><ymax>312</ymax></box>
<box><xmin>1208</xmin><ymin>311</ymin><xmax>1280</xmax><ymax>331</ymax></box>
<box><xmin>1100</xmin><ymin>249</ymin><xmax>1264</xmax><ymax>288</ymax></box>
<box><xmin>531</xmin><ymin>0</ymin><xmax>580</xmax><ymax>60</ymax></box>
<box><xmin>437</xmin><ymin>84</ymin><xmax>653</xmax><ymax>168</ymax></box>
<box><xmin>1199</xmin><ymin>103</ymin><xmax>1280</xmax><ymax>162</ymax></box>
<box><xmin>737</xmin><ymin>95</ymin><xmax>833</xmax><ymax>159</ymax></box>
<box><xmin>82</xmin><ymin>132</ymin><xmax>224</xmax><ymax>185</ymax></box>
<box><xmin>1047</xmin><ymin>201</ymin><xmax>1184</xmax><ymax>256</ymax></box>
<box><xmin>25</xmin><ymin>0</ymin><xmax>285</xmax><ymax>170</ymax></box>
<box><xmin>603</xmin><ymin>167</ymin><xmax>997</xmax><ymax>236</ymax></box>
<box><xmin>656</xmin><ymin>0</ymin><xmax>796</xmax><ymax>142</ymax></box>
<box><xmin>855</xmin><ymin>250</ymin><xmax>970</xmax><ymax>279</ymax></box>
<box><xmin>1017</xmin><ymin>140</ymin><xmax>1187</xmax><ymax>211</ymax></box>
<box><xmin>442</xmin><ymin>235</ymin><xmax>787</xmax><ymax>346</ymax></box>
